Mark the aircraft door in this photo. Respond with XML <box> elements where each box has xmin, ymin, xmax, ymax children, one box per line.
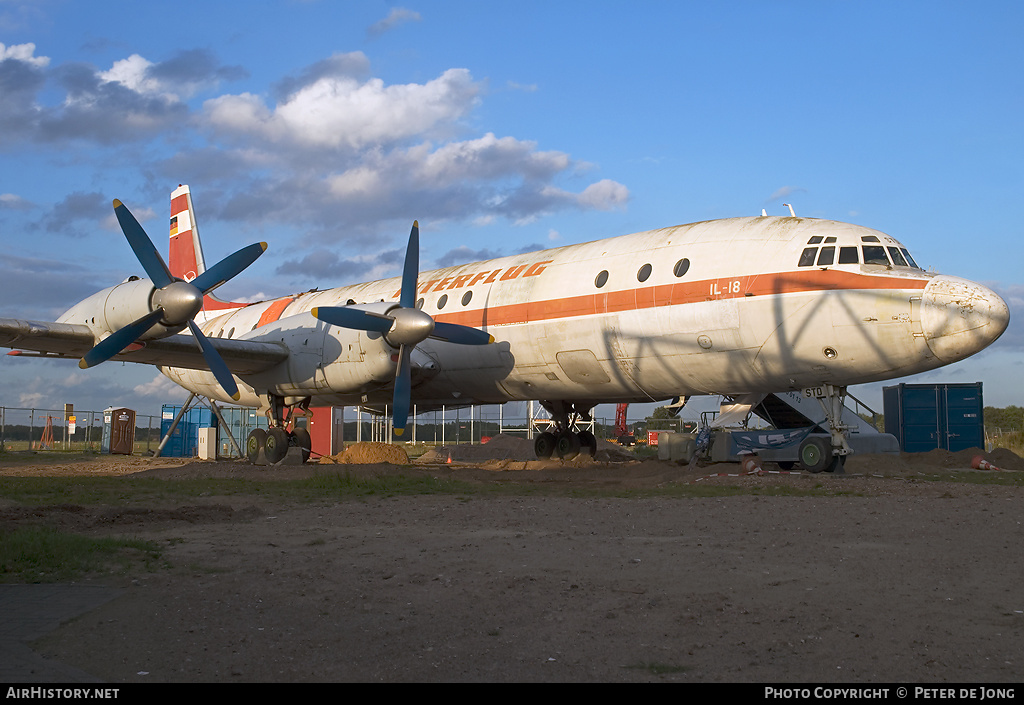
<box><xmin>910</xmin><ymin>295</ymin><xmax>924</xmax><ymax>337</ymax></box>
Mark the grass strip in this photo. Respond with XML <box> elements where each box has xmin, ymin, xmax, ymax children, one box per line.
<box><xmin>0</xmin><ymin>526</ymin><xmax>163</xmax><ymax>583</ymax></box>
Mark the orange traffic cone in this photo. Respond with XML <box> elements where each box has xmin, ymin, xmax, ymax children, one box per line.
<box><xmin>971</xmin><ymin>455</ymin><xmax>1001</xmax><ymax>471</ymax></box>
<box><xmin>741</xmin><ymin>455</ymin><xmax>762</xmax><ymax>474</ymax></box>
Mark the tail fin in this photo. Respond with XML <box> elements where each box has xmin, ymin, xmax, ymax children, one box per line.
<box><xmin>169</xmin><ymin>184</ymin><xmax>206</xmax><ymax>283</ymax></box>
<box><xmin>169</xmin><ymin>184</ymin><xmax>247</xmax><ymax>312</ymax></box>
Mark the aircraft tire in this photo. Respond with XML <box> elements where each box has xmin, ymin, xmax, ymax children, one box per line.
<box><xmin>246</xmin><ymin>429</ymin><xmax>266</xmax><ymax>463</ymax></box>
<box><xmin>534</xmin><ymin>432</ymin><xmax>557</xmax><ymax>459</ymax></box>
<box><xmin>555</xmin><ymin>430</ymin><xmax>581</xmax><ymax>459</ymax></box>
<box><xmin>577</xmin><ymin>430</ymin><xmax>597</xmax><ymax>458</ymax></box>
<box><xmin>292</xmin><ymin>428</ymin><xmax>311</xmax><ymax>463</ymax></box>
<box><xmin>798</xmin><ymin>437</ymin><xmax>831</xmax><ymax>473</ymax></box>
<box><xmin>264</xmin><ymin>427</ymin><xmax>289</xmax><ymax>464</ymax></box>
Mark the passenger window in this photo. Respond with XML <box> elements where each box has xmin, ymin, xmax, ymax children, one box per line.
<box><xmin>817</xmin><ymin>246</ymin><xmax>835</xmax><ymax>266</ymax></box>
<box><xmin>887</xmin><ymin>247</ymin><xmax>908</xmax><ymax>267</ymax></box>
<box><xmin>637</xmin><ymin>263</ymin><xmax>652</xmax><ymax>282</ymax></box>
<box><xmin>798</xmin><ymin>247</ymin><xmax>817</xmax><ymax>267</ymax></box>
<box><xmin>673</xmin><ymin>258</ymin><xmax>690</xmax><ymax>277</ymax></box>
<box><xmin>862</xmin><ymin>245</ymin><xmax>890</xmax><ymax>265</ymax></box>
<box><xmin>437</xmin><ymin>294</ymin><xmax>448</xmax><ymax>310</ymax></box>
<box><xmin>461</xmin><ymin>291</ymin><xmax>473</xmax><ymax>306</ymax></box>
<box><xmin>595</xmin><ymin>270</ymin><xmax>609</xmax><ymax>288</ymax></box>
<box><xmin>838</xmin><ymin>247</ymin><xmax>859</xmax><ymax>264</ymax></box>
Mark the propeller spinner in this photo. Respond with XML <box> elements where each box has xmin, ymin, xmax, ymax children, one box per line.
<box><xmin>312</xmin><ymin>221</ymin><xmax>494</xmax><ymax>436</ymax></box>
<box><xmin>78</xmin><ymin>199</ymin><xmax>267</xmax><ymax>401</ymax></box>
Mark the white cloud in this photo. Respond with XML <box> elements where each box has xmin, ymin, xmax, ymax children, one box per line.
<box><xmin>0</xmin><ymin>193</ymin><xmax>32</xmax><ymax>209</ymax></box>
<box><xmin>99</xmin><ymin>54</ymin><xmax>162</xmax><ymax>95</ymax></box>
<box><xmin>204</xmin><ymin>68</ymin><xmax>480</xmax><ymax>151</ymax></box>
<box><xmin>368</xmin><ymin>8</ymin><xmax>422</xmax><ymax>37</ymax></box>
<box><xmin>578</xmin><ymin>179</ymin><xmax>630</xmax><ymax>210</ymax></box>
<box><xmin>133</xmin><ymin>372</ymin><xmax>182</xmax><ymax>398</ymax></box>
<box><xmin>767</xmin><ymin>185</ymin><xmax>807</xmax><ymax>202</ymax></box>
<box><xmin>0</xmin><ymin>41</ymin><xmax>48</xmax><ymax>67</ymax></box>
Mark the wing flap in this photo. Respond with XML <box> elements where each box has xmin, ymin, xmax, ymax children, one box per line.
<box><xmin>0</xmin><ymin>317</ymin><xmax>289</xmax><ymax>375</ymax></box>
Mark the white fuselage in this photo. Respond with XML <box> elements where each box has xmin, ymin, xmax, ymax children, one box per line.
<box><xmin>160</xmin><ymin>216</ymin><xmax>1009</xmax><ymax>412</ymax></box>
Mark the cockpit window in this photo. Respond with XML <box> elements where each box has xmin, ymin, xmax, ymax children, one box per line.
<box><xmin>862</xmin><ymin>245</ymin><xmax>890</xmax><ymax>266</ymax></box>
<box><xmin>887</xmin><ymin>247</ymin><xmax>908</xmax><ymax>267</ymax></box>
<box><xmin>807</xmin><ymin>236</ymin><xmax>823</xmax><ymax>244</ymax></box>
<box><xmin>900</xmin><ymin>248</ymin><xmax>920</xmax><ymax>269</ymax></box>
<box><xmin>817</xmin><ymin>246</ymin><xmax>835</xmax><ymax>266</ymax></box>
<box><xmin>798</xmin><ymin>247</ymin><xmax>817</xmax><ymax>267</ymax></box>
<box><xmin>838</xmin><ymin>246</ymin><xmax>859</xmax><ymax>264</ymax></box>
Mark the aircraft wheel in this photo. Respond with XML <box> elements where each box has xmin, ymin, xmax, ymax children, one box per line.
<box><xmin>798</xmin><ymin>437</ymin><xmax>831</xmax><ymax>473</ymax></box>
<box><xmin>264</xmin><ymin>427</ymin><xmax>289</xmax><ymax>464</ymax></box>
<box><xmin>246</xmin><ymin>429</ymin><xmax>266</xmax><ymax>463</ymax></box>
<box><xmin>292</xmin><ymin>428</ymin><xmax>312</xmax><ymax>463</ymax></box>
<box><xmin>577</xmin><ymin>430</ymin><xmax>597</xmax><ymax>458</ymax></box>
<box><xmin>555</xmin><ymin>430</ymin><xmax>581</xmax><ymax>459</ymax></box>
<box><xmin>534</xmin><ymin>432</ymin><xmax>557</xmax><ymax>459</ymax></box>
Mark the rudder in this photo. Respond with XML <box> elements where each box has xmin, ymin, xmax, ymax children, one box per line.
<box><xmin>169</xmin><ymin>184</ymin><xmax>206</xmax><ymax>282</ymax></box>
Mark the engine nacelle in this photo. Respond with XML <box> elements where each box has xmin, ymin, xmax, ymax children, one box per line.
<box><xmin>240</xmin><ymin>311</ymin><xmax>399</xmax><ymax>397</ymax></box>
<box><xmin>57</xmin><ymin>278</ymin><xmax>186</xmax><ymax>341</ymax></box>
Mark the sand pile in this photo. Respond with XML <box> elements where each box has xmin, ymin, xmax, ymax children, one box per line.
<box><xmin>318</xmin><ymin>442</ymin><xmax>409</xmax><ymax>465</ymax></box>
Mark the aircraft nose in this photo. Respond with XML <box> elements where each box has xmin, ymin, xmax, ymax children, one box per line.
<box><xmin>920</xmin><ymin>275</ymin><xmax>1010</xmax><ymax>363</ymax></box>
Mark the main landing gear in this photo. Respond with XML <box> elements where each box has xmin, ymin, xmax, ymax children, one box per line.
<box><xmin>246</xmin><ymin>395</ymin><xmax>312</xmax><ymax>465</ymax></box>
<box><xmin>533</xmin><ymin>401</ymin><xmax>598</xmax><ymax>460</ymax></box>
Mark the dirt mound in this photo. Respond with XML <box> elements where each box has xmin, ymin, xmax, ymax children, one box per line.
<box><xmin>898</xmin><ymin>446</ymin><xmax>1024</xmax><ymax>472</ymax></box>
<box><xmin>986</xmin><ymin>447</ymin><xmax>1024</xmax><ymax>471</ymax></box>
<box><xmin>319</xmin><ymin>442</ymin><xmax>410</xmax><ymax>465</ymax></box>
<box><xmin>417</xmin><ymin>433</ymin><xmax>535</xmax><ymax>463</ymax></box>
<box><xmin>415</xmin><ymin>433</ymin><xmax>639</xmax><ymax>464</ymax></box>
<box><xmin>843</xmin><ymin>446</ymin><xmax>1024</xmax><ymax>475</ymax></box>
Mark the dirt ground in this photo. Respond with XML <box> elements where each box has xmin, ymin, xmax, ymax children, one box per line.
<box><xmin>2</xmin><ymin>437</ymin><xmax>1024</xmax><ymax>683</ymax></box>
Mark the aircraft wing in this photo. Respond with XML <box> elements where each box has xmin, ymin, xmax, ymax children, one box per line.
<box><xmin>0</xmin><ymin>317</ymin><xmax>289</xmax><ymax>375</ymax></box>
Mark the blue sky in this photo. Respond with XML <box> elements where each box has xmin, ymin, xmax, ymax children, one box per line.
<box><xmin>0</xmin><ymin>0</ymin><xmax>1020</xmax><ymax>423</ymax></box>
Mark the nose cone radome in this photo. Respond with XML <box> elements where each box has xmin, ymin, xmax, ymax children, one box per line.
<box><xmin>921</xmin><ymin>276</ymin><xmax>1010</xmax><ymax>363</ymax></box>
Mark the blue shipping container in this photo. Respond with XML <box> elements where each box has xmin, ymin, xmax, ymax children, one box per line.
<box><xmin>160</xmin><ymin>405</ymin><xmax>216</xmax><ymax>458</ymax></box>
<box><xmin>883</xmin><ymin>383</ymin><xmax>984</xmax><ymax>452</ymax></box>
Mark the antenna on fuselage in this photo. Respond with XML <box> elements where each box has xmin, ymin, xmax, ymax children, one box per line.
<box><xmin>783</xmin><ymin>203</ymin><xmax>796</xmax><ymax>217</ymax></box>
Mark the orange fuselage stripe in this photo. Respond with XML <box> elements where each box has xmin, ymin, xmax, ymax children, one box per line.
<box><xmin>257</xmin><ymin>297</ymin><xmax>295</xmax><ymax>327</ymax></box>
<box><xmin>432</xmin><ymin>270</ymin><xmax>928</xmax><ymax>329</ymax></box>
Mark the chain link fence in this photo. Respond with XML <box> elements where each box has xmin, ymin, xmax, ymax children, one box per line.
<box><xmin>0</xmin><ymin>406</ymin><xmax>161</xmax><ymax>454</ymax></box>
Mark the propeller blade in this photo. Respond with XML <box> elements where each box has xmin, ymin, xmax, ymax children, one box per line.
<box><xmin>191</xmin><ymin>242</ymin><xmax>268</xmax><ymax>295</ymax></box>
<box><xmin>79</xmin><ymin>308</ymin><xmax>164</xmax><ymax>369</ymax></box>
<box><xmin>392</xmin><ymin>344</ymin><xmax>412</xmax><ymax>436</ymax></box>
<box><xmin>113</xmin><ymin>199</ymin><xmax>173</xmax><ymax>288</ymax></box>
<box><xmin>430</xmin><ymin>321</ymin><xmax>494</xmax><ymax>345</ymax></box>
<box><xmin>312</xmin><ymin>306</ymin><xmax>393</xmax><ymax>334</ymax></box>
<box><xmin>187</xmin><ymin>320</ymin><xmax>241</xmax><ymax>401</ymax></box>
<box><xmin>399</xmin><ymin>221</ymin><xmax>419</xmax><ymax>309</ymax></box>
